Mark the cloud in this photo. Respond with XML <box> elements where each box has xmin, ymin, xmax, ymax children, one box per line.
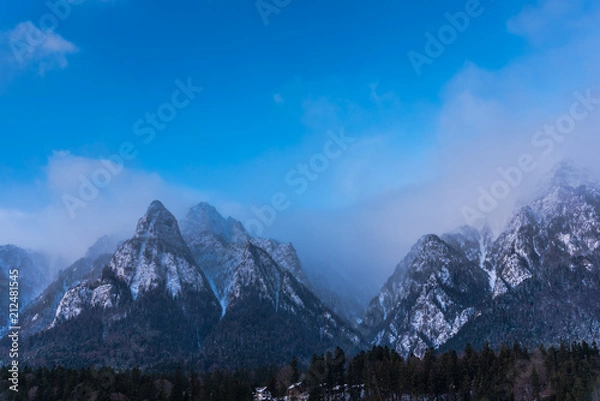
<box><xmin>243</xmin><ymin>0</ymin><xmax>600</xmax><ymax>290</ymax></box>
<box><xmin>2</xmin><ymin>0</ymin><xmax>600</xmax><ymax>301</ymax></box>
<box><xmin>0</xmin><ymin>152</ymin><xmax>224</xmax><ymax>265</ymax></box>
<box><xmin>0</xmin><ymin>21</ymin><xmax>78</xmax><ymax>76</ymax></box>
<box><xmin>369</xmin><ymin>82</ymin><xmax>400</xmax><ymax>107</ymax></box>
<box><xmin>273</xmin><ymin>93</ymin><xmax>285</xmax><ymax>104</ymax></box>
<box><xmin>507</xmin><ymin>0</ymin><xmax>575</xmax><ymax>40</ymax></box>
<box><xmin>507</xmin><ymin>0</ymin><xmax>600</xmax><ymax>46</ymax></box>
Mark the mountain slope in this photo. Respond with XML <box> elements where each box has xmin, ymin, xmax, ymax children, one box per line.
<box><xmin>181</xmin><ymin>202</ymin><xmax>363</xmax><ymax>367</ymax></box>
<box><xmin>0</xmin><ymin>245</ymin><xmax>51</xmax><ymax>306</ymax></box>
<box><xmin>362</xmin><ymin>232</ymin><xmax>490</xmax><ymax>357</ymax></box>
<box><xmin>201</xmin><ymin>242</ymin><xmax>362</xmax><ymax>367</ymax></box>
<box><xmin>18</xmin><ymin>236</ymin><xmax>121</xmax><ymax>338</ymax></box>
<box><xmin>0</xmin><ymin>246</ymin><xmax>51</xmax><ymax>333</ymax></box>
<box><xmin>444</xmin><ymin>163</ymin><xmax>600</xmax><ymax>351</ymax></box>
<box><xmin>18</xmin><ymin>201</ymin><xmax>222</xmax><ymax>368</ymax></box>
<box><xmin>180</xmin><ymin>202</ymin><xmax>309</xmax><ymax>312</ymax></box>
<box><xmin>365</xmin><ymin>162</ymin><xmax>600</xmax><ymax>356</ymax></box>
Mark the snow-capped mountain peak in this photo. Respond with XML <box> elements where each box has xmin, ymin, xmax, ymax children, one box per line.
<box><xmin>364</xmin><ymin>162</ymin><xmax>600</xmax><ymax>357</ymax></box>
<box><xmin>50</xmin><ymin>201</ymin><xmax>221</xmax><ymax>328</ymax></box>
<box><xmin>109</xmin><ymin>201</ymin><xmax>212</xmax><ymax>299</ymax></box>
<box><xmin>181</xmin><ymin>201</ymin><xmax>310</xmax><ymax>301</ymax></box>
<box><xmin>546</xmin><ymin>160</ymin><xmax>596</xmax><ymax>190</ymax></box>
<box><xmin>134</xmin><ymin>200</ymin><xmax>183</xmax><ymax>242</ymax></box>
<box><xmin>361</xmin><ymin>229</ymin><xmax>490</xmax><ymax>357</ymax></box>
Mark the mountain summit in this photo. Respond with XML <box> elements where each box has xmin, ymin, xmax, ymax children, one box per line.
<box><xmin>181</xmin><ymin>202</ymin><xmax>362</xmax><ymax>367</ymax></box>
<box><xmin>106</xmin><ymin>200</ymin><xmax>216</xmax><ymax>300</ymax></box>
<box><xmin>6</xmin><ymin>162</ymin><xmax>600</xmax><ymax>368</ymax></box>
<box><xmin>20</xmin><ymin>201</ymin><xmax>222</xmax><ymax>368</ymax></box>
<box><xmin>13</xmin><ymin>200</ymin><xmax>360</xmax><ymax>369</ymax></box>
<box><xmin>364</xmin><ymin>162</ymin><xmax>600</xmax><ymax>356</ymax></box>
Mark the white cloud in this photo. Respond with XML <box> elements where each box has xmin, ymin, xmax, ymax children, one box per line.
<box><xmin>0</xmin><ymin>21</ymin><xmax>78</xmax><ymax>76</ymax></box>
<box><xmin>0</xmin><ymin>152</ymin><xmax>222</xmax><ymax>264</ymax></box>
<box><xmin>273</xmin><ymin>93</ymin><xmax>285</xmax><ymax>104</ymax></box>
<box><xmin>507</xmin><ymin>0</ymin><xmax>600</xmax><ymax>45</ymax></box>
<box><xmin>369</xmin><ymin>82</ymin><xmax>400</xmax><ymax>106</ymax></box>
<box><xmin>2</xmin><ymin>0</ymin><xmax>600</xmax><ymax>298</ymax></box>
<box><xmin>251</xmin><ymin>0</ymin><xmax>600</xmax><ymax>289</ymax></box>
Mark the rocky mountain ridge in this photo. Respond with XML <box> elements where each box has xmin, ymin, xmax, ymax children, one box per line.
<box><xmin>2</xmin><ymin>161</ymin><xmax>599</xmax><ymax>367</ymax></box>
<box><xmin>363</xmin><ymin>162</ymin><xmax>600</xmax><ymax>356</ymax></box>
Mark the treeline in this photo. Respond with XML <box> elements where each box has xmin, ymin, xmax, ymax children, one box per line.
<box><xmin>0</xmin><ymin>366</ymin><xmax>256</xmax><ymax>401</ymax></box>
<box><xmin>306</xmin><ymin>342</ymin><xmax>600</xmax><ymax>400</ymax></box>
<box><xmin>1</xmin><ymin>341</ymin><xmax>599</xmax><ymax>400</ymax></box>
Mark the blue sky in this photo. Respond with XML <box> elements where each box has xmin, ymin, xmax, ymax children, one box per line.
<box><xmin>1</xmin><ymin>0</ymin><xmax>600</xmax><ymax>289</ymax></box>
<box><xmin>0</xmin><ymin>0</ymin><xmax>527</xmax><ymax>185</ymax></box>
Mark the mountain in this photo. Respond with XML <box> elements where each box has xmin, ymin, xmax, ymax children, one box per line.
<box><xmin>181</xmin><ymin>202</ymin><xmax>363</xmax><ymax>367</ymax></box>
<box><xmin>307</xmin><ymin>268</ymin><xmax>370</xmax><ymax>326</ymax></box>
<box><xmin>6</xmin><ymin>161</ymin><xmax>599</xmax><ymax>369</ymax></box>
<box><xmin>201</xmin><ymin>241</ymin><xmax>363</xmax><ymax>367</ymax></box>
<box><xmin>0</xmin><ymin>245</ymin><xmax>51</xmax><ymax>305</ymax></box>
<box><xmin>18</xmin><ymin>235</ymin><xmax>121</xmax><ymax>338</ymax></box>
<box><xmin>11</xmin><ymin>201</ymin><xmax>361</xmax><ymax>369</ymax></box>
<box><xmin>180</xmin><ymin>202</ymin><xmax>367</xmax><ymax>324</ymax></box>
<box><xmin>444</xmin><ymin>162</ymin><xmax>600</xmax><ymax>351</ymax></box>
<box><xmin>0</xmin><ymin>245</ymin><xmax>51</xmax><ymax>333</ymax></box>
<box><xmin>180</xmin><ymin>202</ymin><xmax>309</xmax><ymax>311</ymax></box>
<box><xmin>364</xmin><ymin>162</ymin><xmax>600</xmax><ymax>356</ymax></box>
<box><xmin>361</xmin><ymin>230</ymin><xmax>490</xmax><ymax>357</ymax></box>
<box><xmin>18</xmin><ymin>201</ymin><xmax>222</xmax><ymax>368</ymax></box>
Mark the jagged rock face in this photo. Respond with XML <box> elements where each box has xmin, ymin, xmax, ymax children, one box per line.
<box><xmin>362</xmin><ymin>234</ymin><xmax>489</xmax><ymax>357</ymax></box>
<box><xmin>180</xmin><ymin>202</ymin><xmax>369</xmax><ymax>325</ymax></box>
<box><xmin>222</xmin><ymin>243</ymin><xmax>320</xmax><ymax>314</ymax></box>
<box><xmin>366</xmin><ymin>162</ymin><xmax>600</xmax><ymax>356</ymax></box>
<box><xmin>181</xmin><ymin>203</ymin><xmax>364</xmax><ymax>321</ymax></box>
<box><xmin>18</xmin><ymin>201</ymin><xmax>222</xmax><ymax>368</ymax></box>
<box><xmin>98</xmin><ymin>201</ymin><xmax>215</xmax><ymax>303</ymax></box>
<box><xmin>443</xmin><ymin>165</ymin><xmax>600</xmax><ymax>351</ymax></box>
<box><xmin>19</xmin><ymin>251</ymin><xmax>113</xmax><ymax>338</ymax></box>
<box><xmin>250</xmin><ymin>238</ymin><xmax>308</xmax><ymax>285</ymax></box>
<box><xmin>18</xmin><ymin>235</ymin><xmax>121</xmax><ymax>338</ymax></box>
<box><xmin>486</xmin><ymin>165</ymin><xmax>600</xmax><ymax>297</ymax></box>
<box><xmin>51</xmin><ymin>201</ymin><xmax>220</xmax><ymax>322</ymax></box>
<box><xmin>486</xmin><ymin>207</ymin><xmax>545</xmax><ymax>297</ymax></box>
<box><xmin>180</xmin><ymin>202</ymin><xmax>309</xmax><ymax>313</ymax></box>
<box><xmin>0</xmin><ymin>246</ymin><xmax>51</xmax><ymax>333</ymax></box>
<box><xmin>202</xmin><ymin>242</ymin><xmax>362</xmax><ymax>368</ymax></box>
<box><xmin>182</xmin><ymin>203</ymin><xmax>363</xmax><ymax>367</ymax></box>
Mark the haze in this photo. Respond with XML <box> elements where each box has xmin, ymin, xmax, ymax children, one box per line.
<box><xmin>1</xmin><ymin>0</ymin><xmax>600</xmax><ymax>300</ymax></box>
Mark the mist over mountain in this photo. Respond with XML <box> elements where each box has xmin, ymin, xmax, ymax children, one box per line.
<box><xmin>0</xmin><ymin>246</ymin><xmax>52</xmax><ymax>334</ymax></box>
<box><xmin>363</xmin><ymin>161</ymin><xmax>600</xmax><ymax>357</ymax></box>
<box><xmin>3</xmin><ymin>2</ymin><xmax>600</xmax><ymax>399</ymax></box>
<box><xmin>0</xmin><ymin>160</ymin><xmax>598</xmax><ymax>372</ymax></box>
<box><xmin>3</xmin><ymin>200</ymin><xmax>363</xmax><ymax>369</ymax></box>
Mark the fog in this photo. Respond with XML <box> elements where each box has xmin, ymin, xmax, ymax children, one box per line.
<box><xmin>1</xmin><ymin>0</ymin><xmax>600</xmax><ymax>305</ymax></box>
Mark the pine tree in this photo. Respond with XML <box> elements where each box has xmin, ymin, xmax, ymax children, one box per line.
<box><xmin>532</xmin><ymin>366</ymin><xmax>541</xmax><ymax>398</ymax></box>
<box><xmin>171</xmin><ymin>367</ymin><xmax>185</xmax><ymax>401</ymax></box>
<box><xmin>290</xmin><ymin>356</ymin><xmax>300</xmax><ymax>384</ymax></box>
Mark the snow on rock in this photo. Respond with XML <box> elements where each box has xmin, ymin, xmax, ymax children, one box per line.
<box><xmin>180</xmin><ymin>201</ymin><xmax>311</xmax><ymax>315</ymax></box>
<box><xmin>51</xmin><ymin>286</ymin><xmax>93</xmax><ymax>327</ymax></box>
<box><xmin>48</xmin><ymin>200</ymin><xmax>220</xmax><ymax>329</ymax></box>
<box><xmin>107</xmin><ymin>201</ymin><xmax>211</xmax><ymax>300</ymax></box>
<box><xmin>364</xmin><ymin>162</ymin><xmax>600</xmax><ymax>356</ymax></box>
<box><xmin>363</xmin><ymin>233</ymin><xmax>489</xmax><ymax>357</ymax></box>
